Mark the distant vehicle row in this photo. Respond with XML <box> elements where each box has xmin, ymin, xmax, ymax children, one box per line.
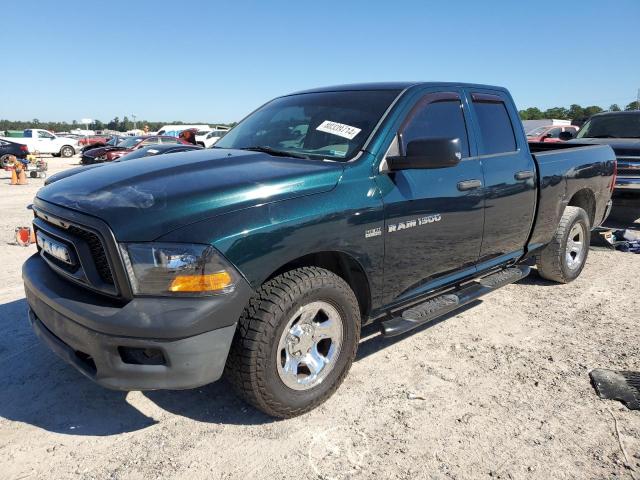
<box><xmin>0</xmin><ymin>129</ymin><xmax>78</xmax><ymax>157</ymax></box>
<box><xmin>81</xmin><ymin>135</ymin><xmax>190</xmax><ymax>164</ymax></box>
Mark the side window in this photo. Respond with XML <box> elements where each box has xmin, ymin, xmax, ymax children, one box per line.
<box><xmin>161</xmin><ymin>137</ymin><xmax>179</xmax><ymax>144</ymax></box>
<box><xmin>401</xmin><ymin>94</ymin><xmax>470</xmax><ymax>158</ymax></box>
<box><xmin>472</xmin><ymin>95</ymin><xmax>517</xmax><ymax>155</ymax></box>
<box><xmin>563</xmin><ymin>127</ymin><xmax>577</xmax><ymax>138</ymax></box>
<box><xmin>38</xmin><ymin>131</ymin><xmax>54</xmax><ymax>139</ymax></box>
<box><xmin>547</xmin><ymin>127</ymin><xmax>562</xmax><ymax>138</ymax></box>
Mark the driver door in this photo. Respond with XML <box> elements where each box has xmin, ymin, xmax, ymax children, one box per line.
<box><xmin>377</xmin><ymin>89</ymin><xmax>485</xmax><ymax>305</ymax></box>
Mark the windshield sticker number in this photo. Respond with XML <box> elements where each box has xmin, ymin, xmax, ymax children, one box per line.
<box><xmin>316</xmin><ymin>121</ymin><xmax>361</xmax><ymax>140</ymax></box>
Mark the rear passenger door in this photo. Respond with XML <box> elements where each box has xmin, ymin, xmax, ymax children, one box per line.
<box><xmin>466</xmin><ymin>90</ymin><xmax>537</xmax><ymax>269</ymax></box>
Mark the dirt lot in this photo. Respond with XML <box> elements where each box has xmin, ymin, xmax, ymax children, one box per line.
<box><xmin>1</xmin><ymin>158</ymin><xmax>639</xmax><ymax>480</ymax></box>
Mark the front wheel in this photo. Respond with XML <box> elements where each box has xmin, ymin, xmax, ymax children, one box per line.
<box><xmin>535</xmin><ymin>206</ymin><xmax>590</xmax><ymax>283</ymax></box>
<box><xmin>60</xmin><ymin>146</ymin><xmax>75</xmax><ymax>158</ymax></box>
<box><xmin>226</xmin><ymin>267</ymin><xmax>361</xmax><ymax>418</ymax></box>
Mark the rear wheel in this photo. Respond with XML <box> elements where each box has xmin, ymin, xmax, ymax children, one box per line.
<box><xmin>60</xmin><ymin>146</ymin><xmax>75</xmax><ymax>158</ymax></box>
<box><xmin>226</xmin><ymin>267</ymin><xmax>361</xmax><ymax>418</ymax></box>
<box><xmin>1</xmin><ymin>154</ymin><xmax>13</xmax><ymax>168</ymax></box>
<box><xmin>535</xmin><ymin>206</ymin><xmax>590</xmax><ymax>283</ymax></box>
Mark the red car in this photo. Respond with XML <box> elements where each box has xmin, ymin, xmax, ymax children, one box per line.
<box><xmin>78</xmin><ymin>135</ymin><xmax>111</xmax><ymax>147</ymax></box>
<box><xmin>90</xmin><ymin>136</ymin><xmax>189</xmax><ymax>163</ymax></box>
<box><xmin>526</xmin><ymin>125</ymin><xmax>579</xmax><ymax>143</ymax></box>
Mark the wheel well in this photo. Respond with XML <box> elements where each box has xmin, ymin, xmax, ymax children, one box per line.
<box><xmin>567</xmin><ymin>189</ymin><xmax>596</xmax><ymax>226</ymax></box>
<box><xmin>267</xmin><ymin>251</ymin><xmax>371</xmax><ymax>317</ymax></box>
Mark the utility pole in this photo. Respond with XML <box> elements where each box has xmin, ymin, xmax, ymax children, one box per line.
<box><xmin>132</xmin><ymin>113</ymin><xmax>137</xmax><ymax>131</ymax></box>
<box><xmin>637</xmin><ymin>89</ymin><xmax>639</xmax><ymax>110</ymax></box>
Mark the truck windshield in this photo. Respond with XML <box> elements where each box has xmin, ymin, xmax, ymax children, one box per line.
<box><xmin>215</xmin><ymin>90</ymin><xmax>401</xmax><ymax>160</ymax></box>
<box><xmin>577</xmin><ymin>114</ymin><xmax>640</xmax><ymax>139</ymax></box>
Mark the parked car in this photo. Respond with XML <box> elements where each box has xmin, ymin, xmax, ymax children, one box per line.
<box><xmin>78</xmin><ymin>135</ymin><xmax>111</xmax><ymax>147</ymax></box>
<box><xmin>569</xmin><ymin>110</ymin><xmax>640</xmax><ymax>220</ymax></box>
<box><xmin>81</xmin><ymin>135</ymin><xmax>187</xmax><ymax>164</ymax></box>
<box><xmin>526</xmin><ymin>125</ymin><xmax>578</xmax><ymax>143</ymax></box>
<box><xmin>202</xmin><ymin>127</ymin><xmax>230</xmax><ymax>148</ymax></box>
<box><xmin>80</xmin><ymin>136</ymin><xmax>125</xmax><ymax>164</ymax></box>
<box><xmin>0</xmin><ymin>138</ymin><xmax>29</xmax><ymax>167</ymax></box>
<box><xmin>195</xmin><ymin>130</ymin><xmax>211</xmax><ymax>146</ymax></box>
<box><xmin>23</xmin><ymin>82</ymin><xmax>615</xmax><ymax>418</ymax></box>
<box><xmin>46</xmin><ymin>144</ymin><xmax>202</xmax><ymax>185</ymax></box>
<box><xmin>0</xmin><ymin>129</ymin><xmax>78</xmax><ymax>157</ymax></box>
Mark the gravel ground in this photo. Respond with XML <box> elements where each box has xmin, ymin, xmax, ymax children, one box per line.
<box><xmin>1</xmin><ymin>158</ymin><xmax>639</xmax><ymax>480</ymax></box>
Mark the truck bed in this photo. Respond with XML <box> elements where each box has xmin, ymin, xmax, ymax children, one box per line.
<box><xmin>527</xmin><ymin>143</ymin><xmax>616</xmax><ymax>251</ymax></box>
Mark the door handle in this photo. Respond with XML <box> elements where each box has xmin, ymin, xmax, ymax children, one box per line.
<box><xmin>457</xmin><ymin>179</ymin><xmax>482</xmax><ymax>191</ymax></box>
<box><xmin>514</xmin><ymin>170</ymin><xmax>534</xmax><ymax>180</ymax></box>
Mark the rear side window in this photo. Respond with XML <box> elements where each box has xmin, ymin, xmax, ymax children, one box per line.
<box><xmin>472</xmin><ymin>96</ymin><xmax>517</xmax><ymax>155</ymax></box>
<box><xmin>547</xmin><ymin>127</ymin><xmax>562</xmax><ymax>138</ymax></box>
<box><xmin>401</xmin><ymin>96</ymin><xmax>470</xmax><ymax>158</ymax></box>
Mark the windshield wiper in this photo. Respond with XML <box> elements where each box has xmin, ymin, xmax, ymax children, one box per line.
<box><xmin>239</xmin><ymin>146</ymin><xmax>310</xmax><ymax>159</ymax></box>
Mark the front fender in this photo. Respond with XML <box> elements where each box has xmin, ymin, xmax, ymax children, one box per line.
<box><xmin>157</xmin><ymin>160</ymin><xmax>386</xmax><ymax>309</ymax></box>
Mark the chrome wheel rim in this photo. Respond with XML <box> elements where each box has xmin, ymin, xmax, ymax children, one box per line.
<box><xmin>276</xmin><ymin>301</ymin><xmax>343</xmax><ymax>391</ymax></box>
<box><xmin>566</xmin><ymin>222</ymin><xmax>586</xmax><ymax>270</ymax></box>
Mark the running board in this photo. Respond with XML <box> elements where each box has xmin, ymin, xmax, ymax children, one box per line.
<box><xmin>380</xmin><ymin>266</ymin><xmax>530</xmax><ymax>337</ymax></box>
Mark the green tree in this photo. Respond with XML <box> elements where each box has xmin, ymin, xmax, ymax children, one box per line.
<box><xmin>519</xmin><ymin>107</ymin><xmax>543</xmax><ymax>120</ymax></box>
<box><xmin>583</xmin><ymin>106</ymin><xmax>603</xmax><ymax>117</ymax></box>
<box><xmin>609</xmin><ymin>104</ymin><xmax>621</xmax><ymax>112</ymax></box>
<box><xmin>625</xmin><ymin>101</ymin><xmax>640</xmax><ymax>111</ymax></box>
<box><xmin>543</xmin><ymin>107</ymin><xmax>569</xmax><ymax>119</ymax></box>
<box><xmin>567</xmin><ymin>104</ymin><xmax>584</xmax><ymax>121</ymax></box>
<box><xmin>122</xmin><ymin>116</ymin><xmax>131</xmax><ymax>131</ymax></box>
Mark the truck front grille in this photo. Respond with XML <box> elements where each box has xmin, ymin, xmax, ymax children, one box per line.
<box><xmin>33</xmin><ymin>207</ymin><xmax>120</xmax><ymax>297</ymax></box>
<box><xmin>67</xmin><ymin>225</ymin><xmax>114</xmax><ymax>285</ymax></box>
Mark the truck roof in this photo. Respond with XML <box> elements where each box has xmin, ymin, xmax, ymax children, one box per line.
<box><xmin>590</xmin><ymin>110</ymin><xmax>640</xmax><ymax>117</ymax></box>
<box><xmin>289</xmin><ymin>82</ymin><xmax>508</xmax><ymax>95</ymax></box>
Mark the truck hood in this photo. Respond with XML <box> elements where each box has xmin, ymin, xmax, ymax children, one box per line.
<box><xmin>569</xmin><ymin>138</ymin><xmax>640</xmax><ymax>156</ymax></box>
<box><xmin>37</xmin><ymin>149</ymin><xmax>344</xmax><ymax>241</ymax></box>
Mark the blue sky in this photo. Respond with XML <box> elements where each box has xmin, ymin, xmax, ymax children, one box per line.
<box><xmin>1</xmin><ymin>0</ymin><xmax>638</xmax><ymax>123</ymax></box>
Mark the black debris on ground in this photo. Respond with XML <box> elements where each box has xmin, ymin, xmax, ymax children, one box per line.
<box><xmin>590</xmin><ymin>368</ymin><xmax>640</xmax><ymax>410</ymax></box>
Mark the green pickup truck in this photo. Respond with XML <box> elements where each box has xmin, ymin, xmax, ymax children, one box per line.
<box><xmin>23</xmin><ymin>82</ymin><xmax>615</xmax><ymax>417</ymax></box>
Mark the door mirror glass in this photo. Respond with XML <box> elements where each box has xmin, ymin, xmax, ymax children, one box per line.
<box><xmin>387</xmin><ymin>137</ymin><xmax>462</xmax><ymax>170</ymax></box>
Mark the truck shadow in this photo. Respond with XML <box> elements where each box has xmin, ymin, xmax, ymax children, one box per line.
<box><xmin>0</xmin><ymin>298</ymin><xmax>272</xmax><ymax>436</ymax></box>
<box><xmin>0</xmin><ymin>297</ymin><xmax>484</xmax><ymax>436</ymax></box>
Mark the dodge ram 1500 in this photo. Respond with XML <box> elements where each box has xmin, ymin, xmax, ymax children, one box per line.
<box><xmin>23</xmin><ymin>82</ymin><xmax>616</xmax><ymax>417</ymax></box>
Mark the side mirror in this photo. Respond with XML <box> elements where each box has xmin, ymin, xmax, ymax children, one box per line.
<box><xmin>387</xmin><ymin>137</ymin><xmax>462</xmax><ymax>171</ymax></box>
<box><xmin>559</xmin><ymin>131</ymin><xmax>573</xmax><ymax>141</ymax></box>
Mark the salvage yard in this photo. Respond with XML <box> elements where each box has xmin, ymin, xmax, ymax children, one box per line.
<box><xmin>1</xmin><ymin>159</ymin><xmax>639</xmax><ymax>480</ymax></box>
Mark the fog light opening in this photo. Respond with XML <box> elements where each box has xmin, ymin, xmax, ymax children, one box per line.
<box><xmin>118</xmin><ymin>347</ymin><xmax>166</xmax><ymax>366</ymax></box>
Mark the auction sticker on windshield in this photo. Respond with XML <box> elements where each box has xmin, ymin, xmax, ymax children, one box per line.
<box><xmin>316</xmin><ymin>120</ymin><xmax>362</xmax><ymax>140</ymax></box>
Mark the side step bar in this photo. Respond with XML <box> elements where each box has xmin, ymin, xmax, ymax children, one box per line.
<box><xmin>380</xmin><ymin>266</ymin><xmax>530</xmax><ymax>337</ymax></box>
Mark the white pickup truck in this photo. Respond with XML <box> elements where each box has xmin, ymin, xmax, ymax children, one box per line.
<box><xmin>1</xmin><ymin>129</ymin><xmax>79</xmax><ymax>157</ymax></box>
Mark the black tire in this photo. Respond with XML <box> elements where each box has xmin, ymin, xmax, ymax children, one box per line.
<box><xmin>0</xmin><ymin>154</ymin><xmax>13</xmax><ymax>168</ymax></box>
<box><xmin>535</xmin><ymin>206</ymin><xmax>590</xmax><ymax>283</ymax></box>
<box><xmin>60</xmin><ymin>146</ymin><xmax>75</xmax><ymax>158</ymax></box>
<box><xmin>225</xmin><ymin>267</ymin><xmax>361</xmax><ymax>418</ymax></box>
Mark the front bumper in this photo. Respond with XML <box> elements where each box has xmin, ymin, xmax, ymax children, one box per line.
<box><xmin>23</xmin><ymin>254</ymin><xmax>252</xmax><ymax>390</ymax></box>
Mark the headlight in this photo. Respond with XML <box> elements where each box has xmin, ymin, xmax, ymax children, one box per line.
<box><xmin>120</xmin><ymin>243</ymin><xmax>238</xmax><ymax>296</ymax></box>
